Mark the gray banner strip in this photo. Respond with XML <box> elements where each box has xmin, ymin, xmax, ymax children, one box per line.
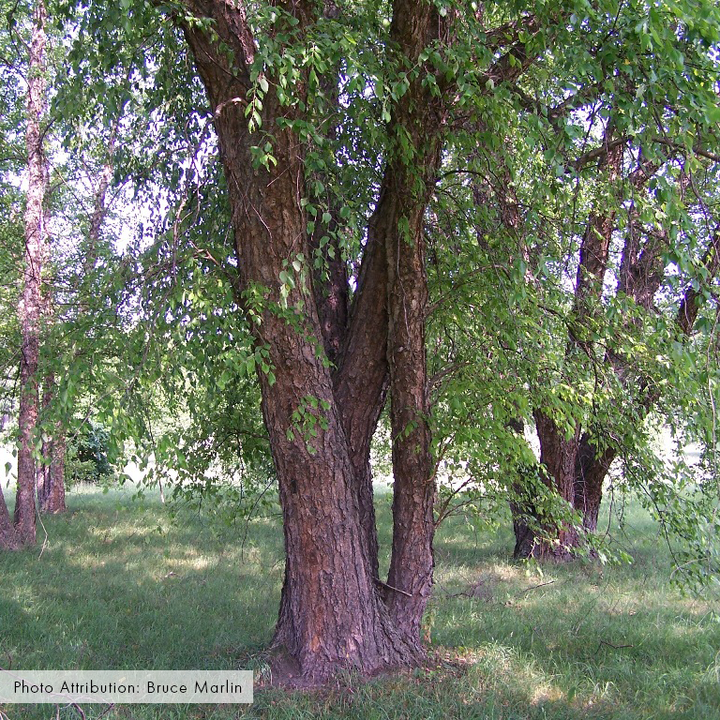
<box><xmin>0</xmin><ymin>670</ymin><xmax>253</xmax><ymax>704</ymax></box>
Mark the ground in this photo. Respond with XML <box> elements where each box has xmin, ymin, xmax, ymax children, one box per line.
<box><xmin>0</xmin><ymin>479</ymin><xmax>718</xmax><ymax>719</ymax></box>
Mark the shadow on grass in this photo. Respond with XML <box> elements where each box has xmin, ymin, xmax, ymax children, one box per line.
<box><xmin>1</xmin><ymin>487</ymin><xmax>718</xmax><ymax>720</ymax></box>
<box><xmin>426</xmin><ymin>506</ymin><xmax>720</xmax><ymax>720</ymax></box>
<box><xmin>1</xmin><ymin>488</ymin><xmax>284</xmax><ymax>677</ymax></box>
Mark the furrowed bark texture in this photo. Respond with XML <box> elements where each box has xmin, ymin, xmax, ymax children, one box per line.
<box><xmin>332</xmin><ymin>229</ymin><xmax>389</xmax><ymax>580</ymax></box>
<box><xmin>181</xmin><ymin>0</ymin><xmax>443</xmax><ymax>680</ymax></box>
<box><xmin>15</xmin><ymin>0</ymin><xmax>49</xmax><ymax>547</ymax></box>
<box><xmin>383</xmin><ymin>0</ymin><xmax>444</xmax><ymax>637</ymax></box>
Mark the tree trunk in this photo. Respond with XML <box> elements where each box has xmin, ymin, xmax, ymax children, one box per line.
<box><xmin>519</xmin><ymin>410</ymin><xmax>581</xmax><ymax>560</ymax></box>
<box><xmin>574</xmin><ymin>435</ymin><xmax>615</xmax><ymax>532</ymax></box>
<box><xmin>35</xmin><ymin>375</ymin><xmax>66</xmax><ymax>514</ymax></box>
<box><xmin>385</xmin><ymin>208</ymin><xmax>436</xmax><ymax>635</ymax></box>
<box><xmin>36</xmin><ymin>376</ymin><xmax>52</xmax><ymax>509</ymax></box>
<box><xmin>381</xmin><ymin>0</ymin><xmax>444</xmax><ymax>641</ymax></box>
<box><xmin>0</xmin><ymin>490</ymin><xmax>20</xmax><ymax>550</ymax></box>
<box><xmin>15</xmin><ymin>0</ymin><xmax>48</xmax><ymax>547</ymax></box>
<box><xmin>180</xmin><ymin>0</ymin><xmax>444</xmax><ymax>679</ymax></box>
<box><xmin>183</xmin><ymin>3</ymin><xmax>412</xmax><ymax>680</ymax></box>
<box><xmin>332</xmin><ymin>228</ymin><xmax>389</xmax><ymax>580</ymax></box>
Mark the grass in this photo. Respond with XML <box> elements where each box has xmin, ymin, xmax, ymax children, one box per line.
<box><xmin>0</xmin><ymin>483</ymin><xmax>718</xmax><ymax>720</ymax></box>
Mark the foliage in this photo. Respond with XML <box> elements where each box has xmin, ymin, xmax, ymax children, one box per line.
<box><xmin>0</xmin><ymin>0</ymin><xmax>719</xmax><ymax>592</ymax></box>
<box><xmin>65</xmin><ymin>421</ymin><xmax>114</xmax><ymax>485</ymax></box>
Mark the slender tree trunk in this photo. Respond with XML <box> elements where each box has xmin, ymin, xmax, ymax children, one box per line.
<box><xmin>15</xmin><ymin>0</ymin><xmax>48</xmax><ymax>546</ymax></box>
<box><xmin>381</xmin><ymin>0</ymin><xmax>445</xmax><ymax>641</ymax></box>
<box><xmin>0</xmin><ymin>489</ymin><xmax>19</xmax><ymax>550</ymax></box>
<box><xmin>332</xmin><ymin>228</ymin><xmax>389</xmax><ymax>580</ymax></box>
<box><xmin>36</xmin><ymin>379</ymin><xmax>51</xmax><ymax>508</ymax></box>
<box><xmin>384</xmin><ymin>184</ymin><xmax>436</xmax><ymax>635</ymax></box>
<box><xmin>38</xmin><ymin>375</ymin><xmax>66</xmax><ymax>514</ymax></box>
<box><xmin>43</xmin><ymin>430</ymin><xmax>66</xmax><ymax>513</ymax></box>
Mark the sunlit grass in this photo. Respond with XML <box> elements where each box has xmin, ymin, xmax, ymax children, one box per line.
<box><xmin>0</xmin><ymin>484</ymin><xmax>718</xmax><ymax>719</ymax></box>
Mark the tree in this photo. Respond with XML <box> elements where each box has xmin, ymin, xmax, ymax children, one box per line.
<box><xmin>171</xmin><ymin>0</ymin><xmax>449</xmax><ymax>679</ymax></box>
<box><xmin>32</xmin><ymin>0</ymin><xmax>720</xmax><ymax>680</ymax></box>
<box><xmin>418</xmin><ymin>3</ymin><xmax>720</xmax><ymax>564</ymax></box>
<box><xmin>14</xmin><ymin>0</ymin><xmax>50</xmax><ymax>546</ymax></box>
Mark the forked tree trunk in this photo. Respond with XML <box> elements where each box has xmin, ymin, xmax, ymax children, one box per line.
<box><xmin>15</xmin><ymin>0</ymin><xmax>49</xmax><ymax>547</ymax></box>
<box><xmin>181</xmin><ymin>0</ymin><xmax>442</xmax><ymax>679</ymax></box>
<box><xmin>513</xmin><ymin>137</ymin><xmax>623</xmax><ymax>560</ymax></box>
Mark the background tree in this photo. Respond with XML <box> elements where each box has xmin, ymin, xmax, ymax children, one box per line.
<box><xmin>424</xmin><ymin>0</ymin><xmax>720</xmax><ymax>570</ymax></box>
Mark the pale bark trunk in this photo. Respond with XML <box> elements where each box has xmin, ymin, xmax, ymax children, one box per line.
<box><xmin>15</xmin><ymin>0</ymin><xmax>49</xmax><ymax>546</ymax></box>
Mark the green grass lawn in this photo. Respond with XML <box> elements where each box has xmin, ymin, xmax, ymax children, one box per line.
<box><xmin>1</xmin><ymin>484</ymin><xmax>718</xmax><ymax>719</ymax></box>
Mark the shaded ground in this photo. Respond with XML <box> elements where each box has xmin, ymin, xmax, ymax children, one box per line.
<box><xmin>0</xmin><ymin>484</ymin><xmax>718</xmax><ymax>719</ymax></box>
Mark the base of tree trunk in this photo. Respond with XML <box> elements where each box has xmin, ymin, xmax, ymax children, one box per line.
<box><xmin>271</xmin><ymin>585</ymin><xmax>424</xmax><ymax>685</ymax></box>
<box><xmin>261</xmin><ymin>639</ymin><xmax>424</xmax><ymax>689</ymax></box>
<box><xmin>512</xmin><ymin>519</ymin><xmax>582</xmax><ymax>562</ymax></box>
<box><xmin>0</xmin><ymin>499</ymin><xmax>21</xmax><ymax>551</ymax></box>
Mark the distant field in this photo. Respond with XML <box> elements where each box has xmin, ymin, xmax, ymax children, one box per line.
<box><xmin>0</xmin><ymin>482</ymin><xmax>718</xmax><ymax>720</ymax></box>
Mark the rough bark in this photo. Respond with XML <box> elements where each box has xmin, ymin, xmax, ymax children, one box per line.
<box><xmin>574</xmin><ymin>434</ymin><xmax>615</xmax><ymax>531</ymax></box>
<box><xmin>516</xmin><ymin>148</ymin><xmax>720</xmax><ymax>558</ymax></box>
<box><xmin>15</xmin><ymin>0</ymin><xmax>48</xmax><ymax>547</ymax></box>
<box><xmin>332</xmin><ymin>228</ymin><xmax>389</xmax><ymax>580</ymax></box>
<box><xmin>180</xmin><ymin>0</ymin><xmax>448</xmax><ymax>680</ymax></box>
<box><xmin>382</xmin><ymin>0</ymin><xmax>444</xmax><ymax>638</ymax></box>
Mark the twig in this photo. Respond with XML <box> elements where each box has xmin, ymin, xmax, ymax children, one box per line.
<box><xmin>96</xmin><ymin>703</ymin><xmax>117</xmax><ymax>720</ymax></box>
<box><xmin>514</xmin><ymin>580</ymin><xmax>555</xmax><ymax>596</ymax></box>
<box><xmin>375</xmin><ymin>579</ymin><xmax>412</xmax><ymax>597</ymax></box>
<box><xmin>36</xmin><ymin>509</ymin><xmax>49</xmax><ymax>559</ymax></box>
<box><xmin>70</xmin><ymin>703</ymin><xmax>86</xmax><ymax>720</ymax></box>
<box><xmin>597</xmin><ymin>640</ymin><xmax>634</xmax><ymax>651</ymax></box>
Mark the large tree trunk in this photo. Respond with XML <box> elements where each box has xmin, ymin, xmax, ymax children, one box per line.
<box><xmin>180</xmin><ymin>0</ymin><xmax>444</xmax><ymax>680</ymax></box>
<box><xmin>15</xmin><ymin>0</ymin><xmax>49</xmax><ymax>547</ymax></box>
<box><xmin>382</xmin><ymin>0</ymin><xmax>444</xmax><ymax>638</ymax></box>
